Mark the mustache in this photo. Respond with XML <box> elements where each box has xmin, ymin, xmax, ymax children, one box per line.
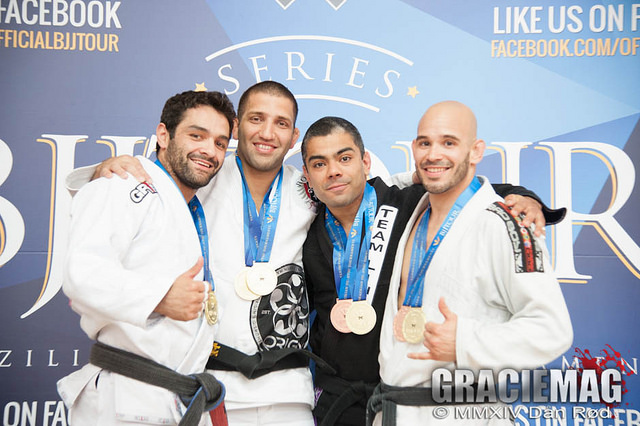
<box><xmin>189</xmin><ymin>153</ymin><xmax>219</xmax><ymax>170</ymax></box>
<box><xmin>419</xmin><ymin>161</ymin><xmax>453</xmax><ymax>168</ymax></box>
<box><xmin>323</xmin><ymin>179</ymin><xmax>351</xmax><ymax>190</ymax></box>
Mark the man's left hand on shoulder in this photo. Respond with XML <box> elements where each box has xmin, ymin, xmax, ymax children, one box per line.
<box><xmin>503</xmin><ymin>194</ymin><xmax>545</xmax><ymax>237</ymax></box>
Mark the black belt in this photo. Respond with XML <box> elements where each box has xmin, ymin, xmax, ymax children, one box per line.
<box><xmin>366</xmin><ymin>382</ymin><xmax>438</xmax><ymax>426</ymax></box>
<box><xmin>206</xmin><ymin>342</ymin><xmax>335</xmax><ymax>380</ymax></box>
<box><xmin>366</xmin><ymin>381</ymin><xmax>486</xmax><ymax>426</ymax></box>
<box><xmin>314</xmin><ymin>369</ymin><xmax>376</xmax><ymax>426</ymax></box>
<box><xmin>90</xmin><ymin>342</ymin><xmax>225</xmax><ymax>426</ymax></box>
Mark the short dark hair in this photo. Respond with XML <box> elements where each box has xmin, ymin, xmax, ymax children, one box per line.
<box><xmin>157</xmin><ymin>90</ymin><xmax>236</xmax><ymax>150</ymax></box>
<box><xmin>237</xmin><ymin>81</ymin><xmax>298</xmax><ymax>125</ymax></box>
<box><xmin>301</xmin><ymin>116</ymin><xmax>365</xmax><ymax>164</ymax></box>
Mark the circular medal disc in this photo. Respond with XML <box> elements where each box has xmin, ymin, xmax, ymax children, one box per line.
<box><xmin>246</xmin><ymin>263</ymin><xmax>278</xmax><ymax>296</ymax></box>
<box><xmin>402</xmin><ymin>308</ymin><xmax>427</xmax><ymax>344</ymax></box>
<box><xmin>393</xmin><ymin>306</ymin><xmax>410</xmax><ymax>342</ymax></box>
<box><xmin>345</xmin><ymin>301</ymin><xmax>377</xmax><ymax>335</ymax></box>
<box><xmin>204</xmin><ymin>291</ymin><xmax>218</xmax><ymax>325</ymax></box>
<box><xmin>235</xmin><ymin>267</ymin><xmax>260</xmax><ymax>300</ymax></box>
<box><xmin>330</xmin><ymin>299</ymin><xmax>353</xmax><ymax>333</ymax></box>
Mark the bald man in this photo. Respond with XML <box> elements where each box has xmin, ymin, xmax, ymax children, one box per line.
<box><xmin>369</xmin><ymin>101</ymin><xmax>573</xmax><ymax>425</ymax></box>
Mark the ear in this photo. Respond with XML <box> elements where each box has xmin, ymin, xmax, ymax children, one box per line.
<box><xmin>232</xmin><ymin>118</ymin><xmax>239</xmax><ymax>140</ymax></box>
<box><xmin>411</xmin><ymin>138</ymin><xmax>420</xmax><ymax>166</ymax></box>
<box><xmin>290</xmin><ymin>127</ymin><xmax>300</xmax><ymax>149</ymax></box>
<box><xmin>470</xmin><ymin>139</ymin><xmax>485</xmax><ymax>165</ymax></box>
<box><xmin>156</xmin><ymin>123</ymin><xmax>170</xmax><ymax>151</ymax></box>
<box><xmin>362</xmin><ymin>151</ymin><xmax>372</xmax><ymax>177</ymax></box>
<box><xmin>302</xmin><ymin>164</ymin><xmax>310</xmax><ymax>184</ymax></box>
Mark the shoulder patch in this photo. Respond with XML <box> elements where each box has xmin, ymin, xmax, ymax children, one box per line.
<box><xmin>486</xmin><ymin>201</ymin><xmax>544</xmax><ymax>274</ymax></box>
<box><xmin>129</xmin><ymin>181</ymin><xmax>157</xmax><ymax>203</ymax></box>
<box><xmin>297</xmin><ymin>175</ymin><xmax>319</xmax><ymax>211</ymax></box>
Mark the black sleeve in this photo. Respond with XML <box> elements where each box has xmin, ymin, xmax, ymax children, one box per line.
<box><xmin>491</xmin><ymin>183</ymin><xmax>566</xmax><ymax>225</ymax></box>
<box><xmin>303</xmin><ymin>235</ymin><xmax>319</xmax><ymax>313</ymax></box>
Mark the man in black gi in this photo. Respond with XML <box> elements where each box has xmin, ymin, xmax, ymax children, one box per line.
<box><xmin>300</xmin><ymin>116</ymin><xmax>564</xmax><ymax>426</ymax></box>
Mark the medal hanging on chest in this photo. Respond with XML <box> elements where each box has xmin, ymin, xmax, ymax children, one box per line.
<box><xmin>345</xmin><ymin>300</ymin><xmax>377</xmax><ymax>335</ymax></box>
<box><xmin>394</xmin><ymin>177</ymin><xmax>482</xmax><ymax>343</ymax></box>
<box><xmin>188</xmin><ymin>196</ymin><xmax>219</xmax><ymax>325</ymax></box>
<box><xmin>326</xmin><ymin>184</ymin><xmax>378</xmax><ymax>335</ymax></box>
<box><xmin>235</xmin><ymin>156</ymin><xmax>283</xmax><ymax>300</ymax></box>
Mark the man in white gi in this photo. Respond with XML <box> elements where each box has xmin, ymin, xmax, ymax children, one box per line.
<box><xmin>195</xmin><ymin>81</ymin><xmax>319</xmax><ymax>425</ymax></box>
<box><xmin>57</xmin><ymin>90</ymin><xmax>236</xmax><ymax>425</ymax></box>
<box><xmin>371</xmin><ymin>101</ymin><xmax>573</xmax><ymax>425</ymax></box>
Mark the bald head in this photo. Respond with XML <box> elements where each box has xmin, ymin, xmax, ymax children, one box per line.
<box><xmin>417</xmin><ymin>101</ymin><xmax>477</xmax><ymax>145</ymax></box>
<box><xmin>412</xmin><ymin>100</ymin><xmax>485</xmax><ymax>198</ymax></box>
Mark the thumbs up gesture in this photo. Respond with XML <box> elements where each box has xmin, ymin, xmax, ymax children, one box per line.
<box><xmin>154</xmin><ymin>257</ymin><xmax>210</xmax><ymax>321</ymax></box>
<box><xmin>408</xmin><ymin>297</ymin><xmax>458</xmax><ymax>362</ymax></box>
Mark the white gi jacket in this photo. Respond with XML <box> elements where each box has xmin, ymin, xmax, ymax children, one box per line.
<box><xmin>64</xmin><ymin>157</ymin><xmax>319</xmax><ymax>412</ymax></box>
<box><xmin>377</xmin><ymin>177</ymin><xmax>573</xmax><ymax>425</ymax></box>
<box><xmin>197</xmin><ymin>158</ymin><xmax>318</xmax><ymax>410</ymax></box>
<box><xmin>58</xmin><ymin>156</ymin><xmax>216</xmax><ymax>425</ymax></box>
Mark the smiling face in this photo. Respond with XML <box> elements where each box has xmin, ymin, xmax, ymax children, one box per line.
<box><xmin>157</xmin><ymin>105</ymin><xmax>230</xmax><ymax>199</ymax></box>
<box><xmin>412</xmin><ymin>101</ymin><xmax>484</xmax><ymax>198</ymax></box>
<box><xmin>303</xmin><ymin>129</ymin><xmax>370</xmax><ymax>215</ymax></box>
<box><xmin>234</xmin><ymin>91</ymin><xmax>299</xmax><ymax>176</ymax></box>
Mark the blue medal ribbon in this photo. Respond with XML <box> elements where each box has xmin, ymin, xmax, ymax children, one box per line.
<box><xmin>325</xmin><ymin>183</ymin><xmax>377</xmax><ymax>302</ymax></box>
<box><xmin>402</xmin><ymin>177</ymin><xmax>482</xmax><ymax>308</ymax></box>
<box><xmin>154</xmin><ymin>159</ymin><xmax>214</xmax><ymax>290</ymax></box>
<box><xmin>235</xmin><ymin>155</ymin><xmax>283</xmax><ymax>267</ymax></box>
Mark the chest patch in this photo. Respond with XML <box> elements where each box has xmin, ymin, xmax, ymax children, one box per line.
<box><xmin>366</xmin><ymin>205</ymin><xmax>398</xmax><ymax>302</ymax></box>
<box><xmin>250</xmin><ymin>263</ymin><xmax>309</xmax><ymax>350</ymax></box>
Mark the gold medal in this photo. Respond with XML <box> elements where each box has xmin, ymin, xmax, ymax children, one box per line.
<box><xmin>235</xmin><ymin>267</ymin><xmax>260</xmax><ymax>300</ymax></box>
<box><xmin>330</xmin><ymin>299</ymin><xmax>352</xmax><ymax>333</ymax></box>
<box><xmin>345</xmin><ymin>301</ymin><xmax>377</xmax><ymax>335</ymax></box>
<box><xmin>204</xmin><ymin>291</ymin><xmax>218</xmax><ymax>325</ymax></box>
<box><xmin>402</xmin><ymin>308</ymin><xmax>426</xmax><ymax>344</ymax></box>
<box><xmin>246</xmin><ymin>262</ymin><xmax>278</xmax><ymax>296</ymax></box>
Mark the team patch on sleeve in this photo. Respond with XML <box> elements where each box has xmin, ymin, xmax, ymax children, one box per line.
<box><xmin>297</xmin><ymin>175</ymin><xmax>319</xmax><ymax>211</ymax></box>
<box><xmin>486</xmin><ymin>202</ymin><xmax>544</xmax><ymax>273</ymax></box>
<box><xmin>129</xmin><ymin>182</ymin><xmax>157</xmax><ymax>203</ymax></box>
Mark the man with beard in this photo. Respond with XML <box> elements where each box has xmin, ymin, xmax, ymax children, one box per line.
<box><xmin>370</xmin><ymin>101</ymin><xmax>573</xmax><ymax>425</ymax></box>
<box><xmin>300</xmin><ymin>116</ymin><xmax>565</xmax><ymax>426</ymax></box>
<box><xmin>57</xmin><ymin>90</ymin><xmax>236</xmax><ymax>425</ymax></box>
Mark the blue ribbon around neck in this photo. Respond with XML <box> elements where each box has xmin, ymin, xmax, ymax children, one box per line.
<box><xmin>325</xmin><ymin>183</ymin><xmax>377</xmax><ymax>302</ymax></box>
<box><xmin>154</xmin><ymin>158</ymin><xmax>214</xmax><ymax>290</ymax></box>
<box><xmin>402</xmin><ymin>177</ymin><xmax>482</xmax><ymax>308</ymax></box>
<box><xmin>235</xmin><ymin>155</ymin><xmax>283</xmax><ymax>267</ymax></box>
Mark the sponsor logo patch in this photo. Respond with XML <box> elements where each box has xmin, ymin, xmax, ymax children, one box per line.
<box><xmin>486</xmin><ymin>202</ymin><xmax>543</xmax><ymax>273</ymax></box>
<box><xmin>129</xmin><ymin>182</ymin><xmax>157</xmax><ymax>203</ymax></box>
<box><xmin>250</xmin><ymin>263</ymin><xmax>309</xmax><ymax>350</ymax></box>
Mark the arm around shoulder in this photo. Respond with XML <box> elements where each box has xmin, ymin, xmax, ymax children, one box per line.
<box><xmin>65</xmin><ymin>155</ymin><xmax>150</xmax><ymax>196</ymax></box>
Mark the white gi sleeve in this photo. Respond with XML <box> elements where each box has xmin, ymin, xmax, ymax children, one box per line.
<box><xmin>63</xmin><ymin>175</ymin><xmax>174</xmax><ymax>333</ymax></box>
<box><xmin>65</xmin><ymin>163</ymin><xmax>99</xmax><ymax>195</ymax></box>
<box><xmin>381</xmin><ymin>170</ymin><xmax>415</xmax><ymax>189</ymax></box>
<box><xmin>455</xmin><ymin>214</ymin><xmax>573</xmax><ymax>371</ymax></box>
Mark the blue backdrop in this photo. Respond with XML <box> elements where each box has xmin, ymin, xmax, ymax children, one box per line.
<box><xmin>1</xmin><ymin>1</ymin><xmax>638</xmax><ymax>424</ymax></box>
